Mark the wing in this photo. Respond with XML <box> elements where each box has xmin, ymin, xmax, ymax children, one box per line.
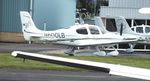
<box><xmin>54</xmin><ymin>38</ymin><xmax>137</xmax><ymax>46</ymax></box>
<box><xmin>12</xmin><ymin>51</ymin><xmax>150</xmax><ymax>80</ymax></box>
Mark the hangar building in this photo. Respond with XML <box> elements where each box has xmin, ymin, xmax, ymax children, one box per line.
<box><xmin>100</xmin><ymin>0</ymin><xmax>150</xmax><ymax>31</ymax></box>
<box><xmin>0</xmin><ymin>0</ymin><xmax>76</xmax><ymax>42</ymax></box>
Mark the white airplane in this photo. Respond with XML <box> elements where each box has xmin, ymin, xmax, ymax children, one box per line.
<box><xmin>11</xmin><ymin>51</ymin><xmax>150</xmax><ymax>80</ymax></box>
<box><xmin>115</xmin><ymin>16</ymin><xmax>150</xmax><ymax>42</ymax></box>
<box><xmin>20</xmin><ymin>11</ymin><xmax>137</xmax><ymax>56</ymax></box>
<box><xmin>115</xmin><ymin>16</ymin><xmax>150</xmax><ymax>51</ymax></box>
<box><xmin>94</xmin><ymin>16</ymin><xmax>138</xmax><ymax>39</ymax></box>
<box><xmin>95</xmin><ymin>17</ymin><xmax>140</xmax><ymax>51</ymax></box>
<box><xmin>131</xmin><ymin>24</ymin><xmax>150</xmax><ymax>35</ymax></box>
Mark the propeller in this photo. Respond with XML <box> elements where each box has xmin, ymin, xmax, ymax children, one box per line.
<box><xmin>120</xmin><ymin>23</ymin><xmax>123</xmax><ymax>36</ymax></box>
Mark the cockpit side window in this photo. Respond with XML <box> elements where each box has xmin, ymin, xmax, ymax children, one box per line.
<box><xmin>145</xmin><ymin>27</ymin><xmax>150</xmax><ymax>33</ymax></box>
<box><xmin>89</xmin><ymin>26</ymin><xmax>100</xmax><ymax>34</ymax></box>
<box><xmin>136</xmin><ymin>27</ymin><xmax>143</xmax><ymax>33</ymax></box>
<box><xmin>76</xmin><ymin>27</ymin><xmax>88</xmax><ymax>35</ymax></box>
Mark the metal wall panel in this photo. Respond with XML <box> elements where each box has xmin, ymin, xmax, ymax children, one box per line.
<box><xmin>100</xmin><ymin>0</ymin><xmax>150</xmax><ymax>20</ymax></box>
<box><xmin>1</xmin><ymin>0</ymin><xmax>76</xmax><ymax>32</ymax></box>
<box><xmin>0</xmin><ymin>0</ymin><xmax>2</xmax><ymax>31</ymax></box>
<box><xmin>1</xmin><ymin>0</ymin><xmax>30</xmax><ymax>32</ymax></box>
<box><xmin>109</xmin><ymin>0</ymin><xmax>150</xmax><ymax>8</ymax></box>
<box><xmin>33</xmin><ymin>0</ymin><xmax>76</xmax><ymax>30</ymax></box>
<box><xmin>100</xmin><ymin>7</ymin><xmax>150</xmax><ymax>19</ymax></box>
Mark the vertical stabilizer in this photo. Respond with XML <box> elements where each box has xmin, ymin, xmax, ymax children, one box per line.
<box><xmin>95</xmin><ymin>17</ymin><xmax>108</xmax><ymax>33</ymax></box>
<box><xmin>20</xmin><ymin>11</ymin><xmax>41</xmax><ymax>41</ymax></box>
<box><xmin>20</xmin><ymin>11</ymin><xmax>40</xmax><ymax>33</ymax></box>
<box><xmin>115</xmin><ymin>16</ymin><xmax>135</xmax><ymax>34</ymax></box>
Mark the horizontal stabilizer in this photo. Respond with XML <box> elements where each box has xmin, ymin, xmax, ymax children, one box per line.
<box><xmin>12</xmin><ymin>51</ymin><xmax>150</xmax><ymax>80</ymax></box>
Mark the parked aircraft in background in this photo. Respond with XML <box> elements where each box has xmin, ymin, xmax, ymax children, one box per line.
<box><xmin>131</xmin><ymin>25</ymin><xmax>150</xmax><ymax>50</ymax></box>
<box><xmin>115</xmin><ymin>16</ymin><xmax>150</xmax><ymax>51</ymax></box>
<box><xmin>20</xmin><ymin>11</ymin><xmax>137</xmax><ymax>56</ymax></box>
<box><xmin>131</xmin><ymin>24</ymin><xmax>150</xmax><ymax>34</ymax></box>
<box><xmin>12</xmin><ymin>51</ymin><xmax>150</xmax><ymax>80</ymax></box>
<box><xmin>94</xmin><ymin>17</ymin><xmax>141</xmax><ymax>52</ymax></box>
<box><xmin>138</xmin><ymin>7</ymin><xmax>150</xmax><ymax>35</ymax></box>
<box><xmin>115</xmin><ymin>16</ymin><xmax>150</xmax><ymax>43</ymax></box>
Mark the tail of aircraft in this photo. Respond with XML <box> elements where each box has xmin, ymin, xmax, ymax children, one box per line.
<box><xmin>95</xmin><ymin>17</ymin><xmax>108</xmax><ymax>33</ymax></box>
<box><xmin>20</xmin><ymin>11</ymin><xmax>41</xmax><ymax>41</ymax></box>
<box><xmin>115</xmin><ymin>16</ymin><xmax>135</xmax><ymax>34</ymax></box>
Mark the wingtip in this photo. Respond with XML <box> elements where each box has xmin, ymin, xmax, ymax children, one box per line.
<box><xmin>11</xmin><ymin>51</ymin><xmax>19</xmax><ymax>57</ymax></box>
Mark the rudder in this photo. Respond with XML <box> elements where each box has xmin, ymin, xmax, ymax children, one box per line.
<box><xmin>20</xmin><ymin>11</ymin><xmax>40</xmax><ymax>41</ymax></box>
<box><xmin>20</xmin><ymin>11</ymin><xmax>39</xmax><ymax>32</ymax></box>
<box><xmin>95</xmin><ymin>17</ymin><xmax>108</xmax><ymax>33</ymax></box>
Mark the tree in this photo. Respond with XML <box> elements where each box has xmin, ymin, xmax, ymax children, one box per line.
<box><xmin>77</xmin><ymin>0</ymin><xmax>97</xmax><ymax>19</ymax></box>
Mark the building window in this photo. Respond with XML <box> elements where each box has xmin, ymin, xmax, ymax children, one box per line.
<box><xmin>106</xmin><ymin>18</ymin><xmax>116</xmax><ymax>32</ymax></box>
<box><xmin>100</xmin><ymin>0</ymin><xmax>109</xmax><ymax>6</ymax></box>
<box><xmin>145</xmin><ymin>27</ymin><xmax>150</xmax><ymax>33</ymax></box>
<box><xmin>147</xmin><ymin>20</ymin><xmax>150</xmax><ymax>25</ymax></box>
<box><xmin>134</xmin><ymin>20</ymin><xmax>145</xmax><ymax>26</ymax></box>
<box><xmin>126</xmin><ymin>19</ymin><xmax>132</xmax><ymax>27</ymax></box>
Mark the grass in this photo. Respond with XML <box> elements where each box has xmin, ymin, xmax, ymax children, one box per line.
<box><xmin>0</xmin><ymin>53</ymin><xmax>150</xmax><ymax>71</ymax></box>
<box><xmin>72</xmin><ymin>56</ymin><xmax>150</xmax><ymax>68</ymax></box>
<box><xmin>0</xmin><ymin>53</ymin><xmax>80</xmax><ymax>71</ymax></box>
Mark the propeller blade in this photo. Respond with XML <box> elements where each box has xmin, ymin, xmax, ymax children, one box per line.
<box><xmin>120</xmin><ymin>23</ymin><xmax>123</xmax><ymax>36</ymax></box>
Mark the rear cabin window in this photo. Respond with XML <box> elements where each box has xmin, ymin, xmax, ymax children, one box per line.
<box><xmin>76</xmin><ymin>27</ymin><xmax>88</xmax><ymax>35</ymax></box>
<box><xmin>136</xmin><ymin>27</ymin><xmax>143</xmax><ymax>33</ymax></box>
<box><xmin>145</xmin><ymin>27</ymin><xmax>150</xmax><ymax>33</ymax></box>
<box><xmin>89</xmin><ymin>26</ymin><xmax>100</xmax><ymax>34</ymax></box>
